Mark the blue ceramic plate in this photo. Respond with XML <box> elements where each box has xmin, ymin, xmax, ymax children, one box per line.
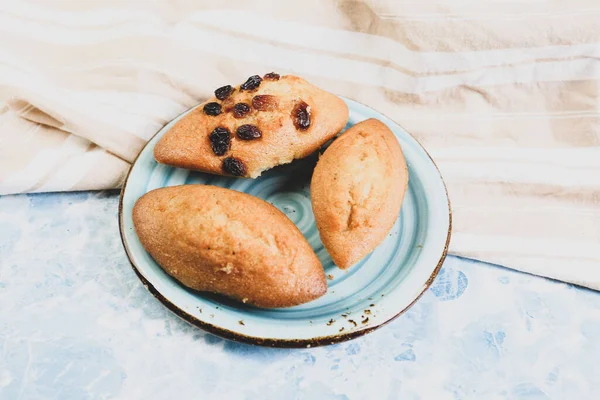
<box><xmin>119</xmin><ymin>97</ymin><xmax>451</xmax><ymax>348</ymax></box>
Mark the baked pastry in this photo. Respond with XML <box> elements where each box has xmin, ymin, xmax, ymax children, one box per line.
<box><xmin>133</xmin><ymin>185</ymin><xmax>327</xmax><ymax>308</ymax></box>
<box><xmin>154</xmin><ymin>73</ymin><xmax>349</xmax><ymax>178</ymax></box>
<box><xmin>311</xmin><ymin>118</ymin><xmax>409</xmax><ymax>269</ymax></box>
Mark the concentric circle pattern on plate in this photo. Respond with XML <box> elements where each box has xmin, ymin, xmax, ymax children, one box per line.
<box><xmin>119</xmin><ymin>97</ymin><xmax>451</xmax><ymax>347</ymax></box>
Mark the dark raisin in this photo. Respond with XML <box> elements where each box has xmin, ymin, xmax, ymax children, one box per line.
<box><xmin>232</xmin><ymin>103</ymin><xmax>251</xmax><ymax>118</ymax></box>
<box><xmin>240</xmin><ymin>75</ymin><xmax>262</xmax><ymax>91</ymax></box>
<box><xmin>252</xmin><ymin>95</ymin><xmax>278</xmax><ymax>111</ymax></box>
<box><xmin>215</xmin><ymin>85</ymin><xmax>234</xmax><ymax>100</ymax></box>
<box><xmin>292</xmin><ymin>101</ymin><xmax>311</xmax><ymax>131</ymax></box>
<box><xmin>263</xmin><ymin>72</ymin><xmax>280</xmax><ymax>81</ymax></box>
<box><xmin>222</xmin><ymin>157</ymin><xmax>247</xmax><ymax>176</ymax></box>
<box><xmin>209</xmin><ymin>127</ymin><xmax>231</xmax><ymax>156</ymax></box>
<box><xmin>236</xmin><ymin>124</ymin><xmax>262</xmax><ymax>140</ymax></box>
<box><xmin>204</xmin><ymin>102</ymin><xmax>222</xmax><ymax>116</ymax></box>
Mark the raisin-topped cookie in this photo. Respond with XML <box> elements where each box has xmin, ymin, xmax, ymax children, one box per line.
<box><xmin>154</xmin><ymin>73</ymin><xmax>349</xmax><ymax>178</ymax></box>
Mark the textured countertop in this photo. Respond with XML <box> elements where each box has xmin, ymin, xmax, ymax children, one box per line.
<box><xmin>0</xmin><ymin>191</ymin><xmax>599</xmax><ymax>399</ymax></box>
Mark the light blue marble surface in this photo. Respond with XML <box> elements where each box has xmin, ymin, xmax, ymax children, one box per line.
<box><xmin>1</xmin><ymin>191</ymin><xmax>599</xmax><ymax>400</ymax></box>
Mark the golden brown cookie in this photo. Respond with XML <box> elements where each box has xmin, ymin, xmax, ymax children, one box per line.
<box><xmin>133</xmin><ymin>185</ymin><xmax>327</xmax><ymax>308</ymax></box>
<box><xmin>311</xmin><ymin>119</ymin><xmax>409</xmax><ymax>269</ymax></box>
<box><xmin>154</xmin><ymin>73</ymin><xmax>349</xmax><ymax>178</ymax></box>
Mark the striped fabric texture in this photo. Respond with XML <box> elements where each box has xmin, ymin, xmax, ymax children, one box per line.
<box><xmin>0</xmin><ymin>0</ymin><xmax>599</xmax><ymax>288</ymax></box>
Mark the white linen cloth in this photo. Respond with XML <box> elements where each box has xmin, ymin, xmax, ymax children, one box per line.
<box><xmin>1</xmin><ymin>1</ymin><xmax>599</xmax><ymax>288</ymax></box>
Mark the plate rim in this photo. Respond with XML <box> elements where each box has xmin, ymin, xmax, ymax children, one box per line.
<box><xmin>118</xmin><ymin>96</ymin><xmax>452</xmax><ymax>348</ymax></box>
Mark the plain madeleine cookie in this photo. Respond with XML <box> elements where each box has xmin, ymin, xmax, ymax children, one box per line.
<box><xmin>133</xmin><ymin>185</ymin><xmax>327</xmax><ymax>308</ymax></box>
<box><xmin>311</xmin><ymin>118</ymin><xmax>409</xmax><ymax>269</ymax></box>
<box><xmin>154</xmin><ymin>73</ymin><xmax>349</xmax><ymax>178</ymax></box>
